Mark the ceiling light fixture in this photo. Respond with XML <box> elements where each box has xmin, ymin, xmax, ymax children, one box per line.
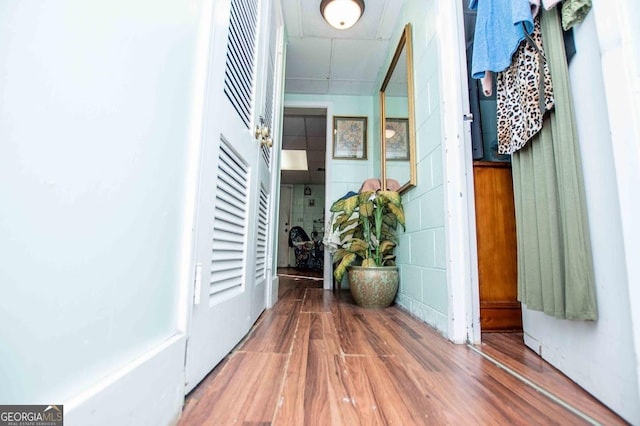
<box><xmin>320</xmin><ymin>0</ymin><xmax>365</xmax><ymax>30</ymax></box>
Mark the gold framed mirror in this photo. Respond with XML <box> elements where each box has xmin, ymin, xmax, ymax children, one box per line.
<box><xmin>380</xmin><ymin>24</ymin><xmax>416</xmax><ymax>193</ymax></box>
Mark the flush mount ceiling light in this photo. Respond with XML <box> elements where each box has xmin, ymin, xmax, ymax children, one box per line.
<box><xmin>320</xmin><ymin>0</ymin><xmax>365</xmax><ymax>30</ymax></box>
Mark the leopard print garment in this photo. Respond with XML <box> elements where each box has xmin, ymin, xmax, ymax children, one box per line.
<box><xmin>496</xmin><ymin>16</ymin><xmax>555</xmax><ymax>155</ymax></box>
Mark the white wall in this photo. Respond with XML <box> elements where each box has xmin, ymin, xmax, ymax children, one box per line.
<box><xmin>521</xmin><ymin>11</ymin><xmax>640</xmax><ymax>424</ymax></box>
<box><xmin>591</xmin><ymin>0</ymin><xmax>640</xmax><ymax>413</ymax></box>
<box><xmin>290</xmin><ymin>184</ymin><xmax>326</xmax><ymax>239</ymax></box>
<box><xmin>0</xmin><ymin>0</ymin><xmax>204</xmax><ymax>421</ymax></box>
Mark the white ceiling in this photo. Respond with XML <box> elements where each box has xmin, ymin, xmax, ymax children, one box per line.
<box><xmin>283</xmin><ymin>0</ymin><xmax>405</xmax><ymax>96</ymax></box>
<box><xmin>281</xmin><ymin>107</ymin><xmax>327</xmax><ymax>185</ymax></box>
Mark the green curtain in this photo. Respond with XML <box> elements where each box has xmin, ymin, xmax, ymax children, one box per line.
<box><xmin>511</xmin><ymin>8</ymin><xmax>597</xmax><ymax>320</ymax></box>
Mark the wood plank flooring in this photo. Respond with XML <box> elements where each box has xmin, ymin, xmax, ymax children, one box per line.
<box><xmin>179</xmin><ymin>275</ymin><xmax>627</xmax><ymax>425</ymax></box>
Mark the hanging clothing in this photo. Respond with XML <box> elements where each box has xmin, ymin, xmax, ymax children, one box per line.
<box><xmin>542</xmin><ymin>0</ymin><xmax>562</xmax><ymax>10</ymax></box>
<box><xmin>562</xmin><ymin>0</ymin><xmax>592</xmax><ymax>30</ymax></box>
<box><xmin>469</xmin><ymin>0</ymin><xmax>535</xmax><ymax>79</ymax></box>
<box><xmin>530</xmin><ymin>0</ymin><xmax>541</xmax><ymax>18</ymax></box>
<box><xmin>512</xmin><ymin>8</ymin><xmax>597</xmax><ymax>320</ymax></box>
<box><xmin>496</xmin><ymin>17</ymin><xmax>555</xmax><ymax>154</ymax></box>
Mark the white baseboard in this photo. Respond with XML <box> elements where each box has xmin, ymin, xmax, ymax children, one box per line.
<box><xmin>268</xmin><ymin>275</ymin><xmax>279</xmax><ymax>308</ymax></box>
<box><xmin>64</xmin><ymin>334</ymin><xmax>186</xmax><ymax>426</ymax></box>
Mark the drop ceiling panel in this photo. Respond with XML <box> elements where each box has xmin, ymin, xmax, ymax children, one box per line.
<box><xmin>306</xmin><ymin>136</ymin><xmax>327</xmax><ymax>148</ymax></box>
<box><xmin>281</xmin><ymin>108</ymin><xmax>328</xmax><ymax>185</ymax></box>
<box><xmin>285</xmin><ymin>78</ymin><xmax>330</xmax><ymax>94</ymax></box>
<box><xmin>281</xmin><ymin>170</ymin><xmax>312</xmax><ymax>185</ymax></box>
<box><xmin>285</xmin><ymin>37</ymin><xmax>332</xmax><ymax>79</ymax></box>
<box><xmin>330</xmin><ymin>39</ymin><xmax>389</xmax><ymax>80</ymax></box>
<box><xmin>284</xmin><ymin>107</ymin><xmax>327</xmax><ymax>116</ymax></box>
<box><xmin>283</xmin><ymin>116</ymin><xmax>306</xmax><ymax>136</ymax></box>
<box><xmin>376</xmin><ymin>1</ymin><xmax>404</xmax><ymax>39</ymax></box>
<box><xmin>305</xmin><ymin>116</ymin><xmax>326</xmax><ymax>137</ymax></box>
<box><xmin>308</xmin><ymin>157</ymin><xmax>325</xmax><ymax>171</ymax></box>
<box><xmin>282</xmin><ymin>135</ymin><xmax>307</xmax><ymax>150</ymax></box>
<box><xmin>282</xmin><ymin>0</ymin><xmax>406</xmax><ymax>96</ymax></box>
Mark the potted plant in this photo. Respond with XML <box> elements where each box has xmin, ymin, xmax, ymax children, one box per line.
<box><xmin>330</xmin><ymin>190</ymin><xmax>405</xmax><ymax>308</ymax></box>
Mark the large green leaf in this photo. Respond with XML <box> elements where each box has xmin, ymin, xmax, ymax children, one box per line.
<box><xmin>332</xmin><ymin>213</ymin><xmax>349</xmax><ymax>231</ymax></box>
<box><xmin>379</xmin><ymin>240</ymin><xmax>396</xmax><ymax>255</ymax></box>
<box><xmin>361</xmin><ymin>258</ymin><xmax>377</xmax><ymax>267</ymax></box>
<box><xmin>336</xmin><ymin>216</ymin><xmax>359</xmax><ymax>233</ymax></box>
<box><xmin>345</xmin><ymin>238</ymin><xmax>369</xmax><ymax>255</ymax></box>
<box><xmin>382</xmin><ymin>212</ymin><xmax>398</xmax><ymax>229</ymax></box>
<box><xmin>334</xmin><ymin>252</ymin><xmax>357</xmax><ymax>282</ymax></box>
<box><xmin>358</xmin><ymin>191</ymin><xmax>374</xmax><ymax>203</ymax></box>
<box><xmin>387</xmin><ymin>203</ymin><xmax>405</xmax><ymax>229</ymax></box>
<box><xmin>330</xmin><ymin>198</ymin><xmax>345</xmax><ymax>213</ymax></box>
<box><xmin>378</xmin><ymin>190</ymin><xmax>402</xmax><ymax>206</ymax></box>
<box><xmin>332</xmin><ymin>248</ymin><xmax>348</xmax><ymax>263</ymax></box>
<box><xmin>382</xmin><ymin>256</ymin><xmax>396</xmax><ymax>266</ymax></box>
<box><xmin>341</xmin><ymin>194</ymin><xmax>360</xmax><ymax>216</ymax></box>
<box><xmin>359</xmin><ymin>200</ymin><xmax>374</xmax><ymax>217</ymax></box>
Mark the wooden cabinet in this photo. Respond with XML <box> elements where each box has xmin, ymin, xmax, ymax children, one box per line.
<box><xmin>473</xmin><ymin>162</ymin><xmax>522</xmax><ymax>331</ymax></box>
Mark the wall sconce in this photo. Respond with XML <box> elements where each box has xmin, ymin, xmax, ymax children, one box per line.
<box><xmin>304</xmin><ymin>186</ymin><xmax>312</xmax><ymax>195</ymax></box>
<box><xmin>320</xmin><ymin>0</ymin><xmax>365</xmax><ymax>30</ymax></box>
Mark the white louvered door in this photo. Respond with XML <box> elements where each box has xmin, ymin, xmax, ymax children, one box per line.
<box><xmin>184</xmin><ymin>0</ymin><xmax>282</xmax><ymax>393</ymax></box>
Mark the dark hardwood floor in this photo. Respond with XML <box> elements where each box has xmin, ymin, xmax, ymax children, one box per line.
<box><xmin>179</xmin><ymin>275</ymin><xmax>627</xmax><ymax>425</ymax></box>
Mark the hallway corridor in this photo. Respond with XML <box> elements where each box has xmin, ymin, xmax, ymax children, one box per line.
<box><xmin>179</xmin><ymin>275</ymin><xmax>626</xmax><ymax>425</ymax></box>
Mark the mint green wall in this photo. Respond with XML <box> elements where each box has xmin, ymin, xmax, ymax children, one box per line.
<box><xmin>0</xmin><ymin>0</ymin><xmax>199</xmax><ymax>403</ymax></box>
<box><xmin>385</xmin><ymin>96</ymin><xmax>409</xmax><ymax>118</ymax></box>
<box><xmin>377</xmin><ymin>0</ymin><xmax>449</xmax><ymax>333</ymax></box>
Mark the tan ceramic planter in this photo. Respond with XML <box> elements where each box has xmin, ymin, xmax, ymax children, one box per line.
<box><xmin>347</xmin><ymin>266</ymin><xmax>399</xmax><ymax>308</ymax></box>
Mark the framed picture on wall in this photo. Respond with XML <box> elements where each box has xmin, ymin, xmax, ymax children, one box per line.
<box><xmin>385</xmin><ymin>118</ymin><xmax>409</xmax><ymax>161</ymax></box>
<box><xmin>332</xmin><ymin>116</ymin><xmax>367</xmax><ymax>159</ymax></box>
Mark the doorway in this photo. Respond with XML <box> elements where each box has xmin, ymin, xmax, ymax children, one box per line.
<box><xmin>277</xmin><ymin>107</ymin><xmax>328</xmax><ymax>278</ymax></box>
<box><xmin>461</xmin><ymin>1</ymin><xmax>522</xmax><ymax>334</ymax></box>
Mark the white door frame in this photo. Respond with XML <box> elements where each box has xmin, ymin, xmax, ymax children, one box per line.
<box><xmin>277</xmin><ymin>184</ymin><xmax>293</xmax><ymax>268</ymax></box>
<box><xmin>437</xmin><ymin>0</ymin><xmax>481</xmax><ymax>344</ymax></box>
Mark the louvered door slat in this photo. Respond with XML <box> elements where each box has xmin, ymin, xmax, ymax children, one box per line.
<box><xmin>224</xmin><ymin>0</ymin><xmax>259</xmax><ymax>128</ymax></box>
<box><xmin>211</xmin><ymin>260</ymin><xmax>244</xmax><ymax>274</ymax></box>
<box><xmin>219</xmin><ymin>162</ymin><xmax>248</xmax><ymax>189</ymax></box>
<box><xmin>259</xmin><ymin>7</ymin><xmax>279</xmax><ymax>168</ymax></box>
<box><xmin>210</xmin><ymin>141</ymin><xmax>249</xmax><ymax>301</ymax></box>
<box><xmin>217</xmin><ymin>183</ymin><xmax>247</xmax><ymax>209</ymax></box>
<box><xmin>255</xmin><ymin>185</ymin><xmax>269</xmax><ymax>280</ymax></box>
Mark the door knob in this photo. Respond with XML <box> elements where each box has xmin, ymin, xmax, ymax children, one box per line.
<box><xmin>255</xmin><ymin>115</ymin><xmax>272</xmax><ymax>147</ymax></box>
